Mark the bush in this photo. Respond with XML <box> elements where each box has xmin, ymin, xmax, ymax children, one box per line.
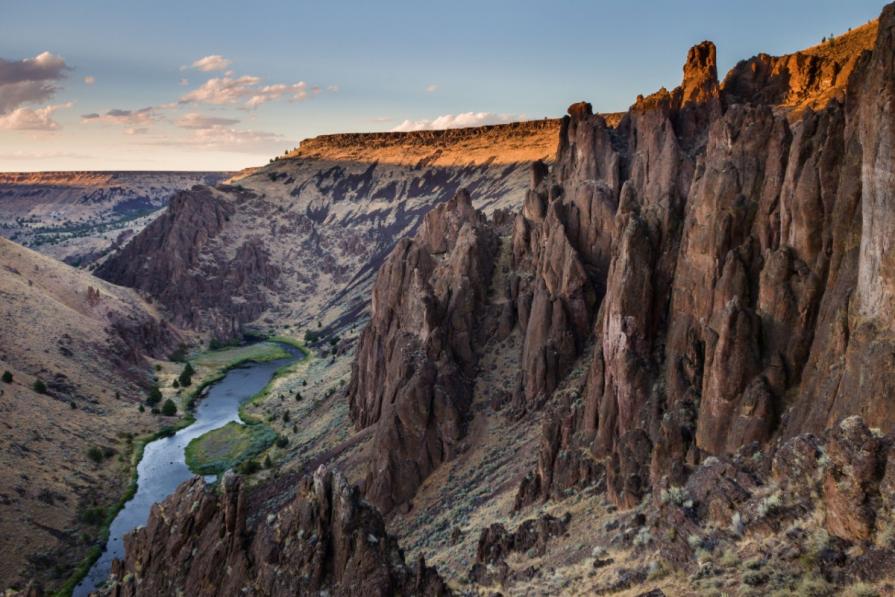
<box><xmin>138</xmin><ymin>404</ymin><xmax>145</xmax><ymax>413</ymax></box>
<box><xmin>79</xmin><ymin>506</ymin><xmax>105</xmax><ymax>526</ymax></box>
<box><xmin>282</xmin><ymin>411</ymin><xmax>290</xmax><ymax>422</ymax></box>
<box><xmin>276</xmin><ymin>436</ymin><xmax>289</xmax><ymax>448</ymax></box>
<box><xmin>87</xmin><ymin>446</ymin><xmax>103</xmax><ymax>463</ymax></box>
<box><xmin>168</xmin><ymin>344</ymin><xmax>188</xmax><ymax>362</ymax></box>
<box><xmin>1</xmin><ymin>371</ymin><xmax>12</xmax><ymax>383</ymax></box>
<box><xmin>264</xmin><ymin>455</ymin><xmax>272</xmax><ymax>468</ymax></box>
<box><xmin>178</xmin><ymin>363</ymin><xmax>194</xmax><ymax>387</ymax></box>
<box><xmin>161</xmin><ymin>399</ymin><xmax>177</xmax><ymax>416</ymax></box>
<box><xmin>173</xmin><ymin>380</ymin><xmax>180</xmax><ymax>388</ymax></box>
<box><xmin>239</xmin><ymin>459</ymin><xmax>260</xmax><ymax>475</ymax></box>
<box><xmin>146</xmin><ymin>386</ymin><xmax>162</xmax><ymax>406</ymax></box>
<box><xmin>33</xmin><ymin>379</ymin><xmax>47</xmax><ymax>394</ymax></box>
<box><xmin>303</xmin><ymin>330</ymin><xmax>319</xmax><ymax>344</ymax></box>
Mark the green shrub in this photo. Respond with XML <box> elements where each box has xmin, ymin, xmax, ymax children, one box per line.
<box><xmin>303</xmin><ymin>330</ymin><xmax>319</xmax><ymax>344</ymax></box>
<box><xmin>138</xmin><ymin>404</ymin><xmax>145</xmax><ymax>413</ymax></box>
<box><xmin>146</xmin><ymin>386</ymin><xmax>162</xmax><ymax>406</ymax></box>
<box><xmin>276</xmin><ymin>436</ymin><xmax>289</xmax><ymax>448</ymax></box>
<box><xmin>239</xmin><ymin>459</ymin><xmax>260</xmax><ymax>475</ymax></box>
<box><xmin>79</xmin><ymin>506</ymin><xmax>105</xmax><ymax>526</ymax></box>
<box><xmin>264</xmin><ymin>455</ymin><xmax>272</xmax><ymax>468</ymax></box>
<box><xmin>161</xmin><ymin>399</ymin><xmax>177</xmax><ymax>416</ymax></box>
<box><xmin>1</xmin><ymin>371</ymin><xmax>12</xmax><ymax>383</ymax></box>
<box><xmin>33</xmin><ymin>379</ymin><xmax>47</xmax><ymax>394</ymax></box>
<box><xmin>178</xmin><ymin>363</ymin><xmax>194</xmax><ymax>387</ymax></box>
<box><xmin>168</xmin><ymin>344</ymin><xmax>188</xmax><ymax>362</ymax></box>
<box><xmin>87</xmin><ymin>446</ymin><xmax>103</xmax><ymax>463</ymax></box>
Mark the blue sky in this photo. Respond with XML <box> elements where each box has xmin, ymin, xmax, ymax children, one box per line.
<box><xmin>0</xmin><ymin>0</ymin><xmax>884</xmax><ymax>171</ymax></box>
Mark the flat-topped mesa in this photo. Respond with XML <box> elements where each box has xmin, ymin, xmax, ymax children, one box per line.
<box><xmin>290</xmin><ymin>119</ymin><xmax>562</xmax><ymax>166</ymax></box>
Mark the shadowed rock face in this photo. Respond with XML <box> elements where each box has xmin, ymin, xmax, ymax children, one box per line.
<box><xmin>337</xmin><ymin>7</ymin><xmax>892</xmax><ymax>517</ymax></box>
<box><xmin>100</xmin><ymin>467</ymin><xmax>450</xmax><ymax>597</ymax></box>
<box><xmin>517</xmin><ymin>7</ymin><xmax>893</xmax><ymax>510</ymax></box>
<box><xmin>347</xmin><ymin>189</ymin><xmax>498</xmax><ymax>513</ymax></box>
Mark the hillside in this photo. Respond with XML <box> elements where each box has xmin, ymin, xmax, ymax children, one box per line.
<box><xmin>0</xmin><ymin>238</ymin><xmax>182</xmax><ymax>590</ymax></box>
<box><xmin>96</xmin><ymin>5</ymin><xmax>895</xmax><ymax>597</ymax></box>
<box><xmin>0</xmin><ymin>171</ymin><xmax>229</xmax><ymax>266</ymax></box>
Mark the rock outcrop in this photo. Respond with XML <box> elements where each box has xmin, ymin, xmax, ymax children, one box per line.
<box><xmin>101</xmin><ymin>467</ymin><xmax>449</xmax><ymax>597</ymax></box>
<box><xmin>347</xmin><ymin>189</ymin><xmax>498</xmax><ymax>512</ymax></box>
<box><xmin>514</xmin><ymin>10</ymin><xmax>890</xmax><ymax>510</ymax></box>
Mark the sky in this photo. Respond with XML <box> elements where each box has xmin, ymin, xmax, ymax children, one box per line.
<box><xmin>0</xmin><ymin>0</ymin><xmax>885</xmax><ymax>172</ymax></box>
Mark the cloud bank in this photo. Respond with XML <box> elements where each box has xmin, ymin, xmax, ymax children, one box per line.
<box><xmin>0</xmin><ymin>51</ymin><xmax>70</xmax><ymax>129</ymax></box>
<box><xmin>391</xmin><ymin>112</ymin><xmax>523</xmax><ymax>132</ymax></box>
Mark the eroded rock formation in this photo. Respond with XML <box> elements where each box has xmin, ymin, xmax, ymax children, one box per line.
<box><xmin>100</xmin><ymin>467</ymin><xmax>449</xmax><ymax>597</ymax></box>
<box><xmin>347</xmin><ymin>189</ymin><xmax>498</xmax><ymax>512</ymax></box>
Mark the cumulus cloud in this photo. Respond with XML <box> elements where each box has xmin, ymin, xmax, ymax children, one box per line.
<box><xmin>191</xmin><ymin>55</ymin><xmax>232</xmax><ymax>72</ymax></box>
<box><xmin>81</xmin><ymin>107</ymin><xmax>158</xmax><ymax>128</ymax></box>
<box><xmin>180</xmin><ymin>74</ymin><xmax>334</xmax><ymax>109</ymax></box>
<box><xmin>0</xmin><ymin>102</ymin><xmax>72</xmax><ymax>130</ymax></box>
<box><xmin>179</xmin><ymin>75</ymin><xmax>260</xmax><ymax>105</ymax></box>
<box><xmin>0</xmin><ymin>51</ymin><xmax>69</xmax><ymax>114</ymax></box>
<box><xmin>391</xmin><ymin>112</ymin><xmax>523</xmax><ymax>132</ymax></box>
<box><xmin>83</xmin><ymin>75</ymin><xmax>95</xmax><ymax>85</ymax></box>
<box><xmin>425</xmin><ymin>84</ymin><xmax>438</xmax><ymax>93</ymax></box>
<box><xmin>176</xmin><ymin>112</ymin><xmax>240</xmax><ymax>129</ymax></box>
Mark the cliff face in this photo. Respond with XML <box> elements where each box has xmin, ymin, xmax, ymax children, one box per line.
<box><xmin>100</xmin><ymin>467</ymin><xmax>449</xmax><ymax>597</ymax></box>
<box><xmin>522</xmin><ymin>12</ymin><xmax>889</xmax><ymax>509</ymax></box>
<box><xmin>344</xmin><ymin>9</ymin><xmax>890</xmax><ymax>517</ymax></box>
<box><xmin>95</xmin><ymin>124</ymin><xmax>558</xmax><ymax>340</ymax></box>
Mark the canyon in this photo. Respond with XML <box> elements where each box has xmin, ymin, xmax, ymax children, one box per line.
<box><xmin>3</xmin><ymin>6</ymin><xmax>895</xmax><ymax>597</ymax></box>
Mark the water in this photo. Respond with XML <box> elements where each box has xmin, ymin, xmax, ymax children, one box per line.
<box><xmin>74</xmin><ymin>344</ymin><xmax>303</xmax><ymax>596</ymax></box>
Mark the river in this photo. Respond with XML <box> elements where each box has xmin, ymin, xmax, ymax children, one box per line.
<box><xmin>74</xmin><ymin>343</ymin><xmax>303</xmax><ymax>596</ymax></box>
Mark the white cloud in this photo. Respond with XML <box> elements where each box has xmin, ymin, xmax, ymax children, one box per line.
<box><xmin>391</xmin><ymin>112</ymin><xmax>523</xmax><ymax>132</ymax></box>
<box><xmin>326</xmin><ymin>84</ymin><xmax>340</xmax><ymax>92</ymax></box>
<box><xmin>0</xmin><ymin>102</ymin><xmax>72</xmax><ymax>130</ymax></box>
<box><xmin>83</xmin><ymin>75</ymin><xmax>95</xmax><ymax>85</ymax></box>
<box><xmin>425</xmin><ymin>84</ymin><xmax>438</xmax><ymax>93</ymax></box>
<box><xmin>81</xmin><ymin>107</ymin><xmax>158</xmax><ymax>127</ymax></box>
<box><xmin>180</xmin><ymin>78</ymin><xmax>189</xmax><ymax>86</ymax></box>
<box><xmin>176</xmin><ymin>112</ymin><xmax>240</xmax><ymax>129</ymax></box>
<box><xmin>180</xmin><ymin>73</ymin><xmax>333</xmax><ymax>109</ymax></box>
<box><xmin>179</xmin><ymin>75</ymin><xmax>260</xmax><ymax>105</ymax></box>
<box><xmin>191</xmin><ymin>55</ymin><xmax>232</xmax><ymax>72</ymax></box>
<box><xmin>0</xmin><ymin>51</ymin><xmax>70</xmax><ymax>114</ymax></box>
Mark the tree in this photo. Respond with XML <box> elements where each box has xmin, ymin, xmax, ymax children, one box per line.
<box><xmin>264</xmin><ymin>455</ymin><xmax>273</xmax><ymax>468</ymax></box>
<box><xmin>1</xmin><ymin>371</ymin><xmax>12</xmax><ymax>383</ymax></box>
<box><xmin>239</xmin><ymin>459</ymin><xmax>260</xmax><ymax>475</ymax></box>
<box><xmin>161</xmin><ymin>399</ymin><xmax>177</xmax><ymax>416</ymax></box>
<box><xmin>87</xmin><ymin>446</ymin><xmax>103</xmax><ymax>463</ymax></box>
<box><xmin>146</xmin><ymin>386</ymin><xmax>162</xmax><ymax>406</ymax></box>
<box><xmin>33</xmin><ymin>379</ymin><xmax>47</xmax><ymax>394</ymax></box>
<box><xmin>178</xmin><ymin>363</ymin><xmax>194</xmax><ymax>387</ymax></box>
<box><xmin>276</xmin><ymin>436</ymin><xmax>289</xmax><ymax>448</ymax></box>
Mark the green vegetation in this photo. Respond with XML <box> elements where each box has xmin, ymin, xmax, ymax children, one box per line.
<box><xmin>33</xmin><ymin>379</ymin><xmax>47</xmax><ymax>394</ymax></box>
<box><xmin>1</xmin><ymin>370</ymin><xmax>11</xmax><ymax>383</ymax></box>
<box><xmin>168</xmin><ymin>343</ymin><xmax>188</xmax><ymax>362</ymax></box>
<box><xmin>86</xmin><ymin>446</ymin><xmax>103</xmax><ymax>463</ymax></box>
<box><xmin>161</xmin><ymin>399</ymin><xmax>177</xmax><ymax>416</ymax></box>
<box><xmin>238</xmin><ymin>459</ymin><xmax>261</xmax><ymax>475</ymax></box>
<box><xmin>185</xmin><ymin>421</ymin><xmax>277</xmax><ymax>475</ymax></box>
<box><xmin>146</xmin><ymin>385</ymin><xmax>162</xmax><ymax>406</ymax></box>
<box><xmin>178</xmin><ymin>362</ymin><xmax>195</xmax><ymax>387</ymax></box>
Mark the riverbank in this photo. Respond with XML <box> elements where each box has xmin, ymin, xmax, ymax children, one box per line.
<box><xmin>58</xmin><ymin>340</ymin><xmax>304</xmax><ymax>596</ymax></box>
